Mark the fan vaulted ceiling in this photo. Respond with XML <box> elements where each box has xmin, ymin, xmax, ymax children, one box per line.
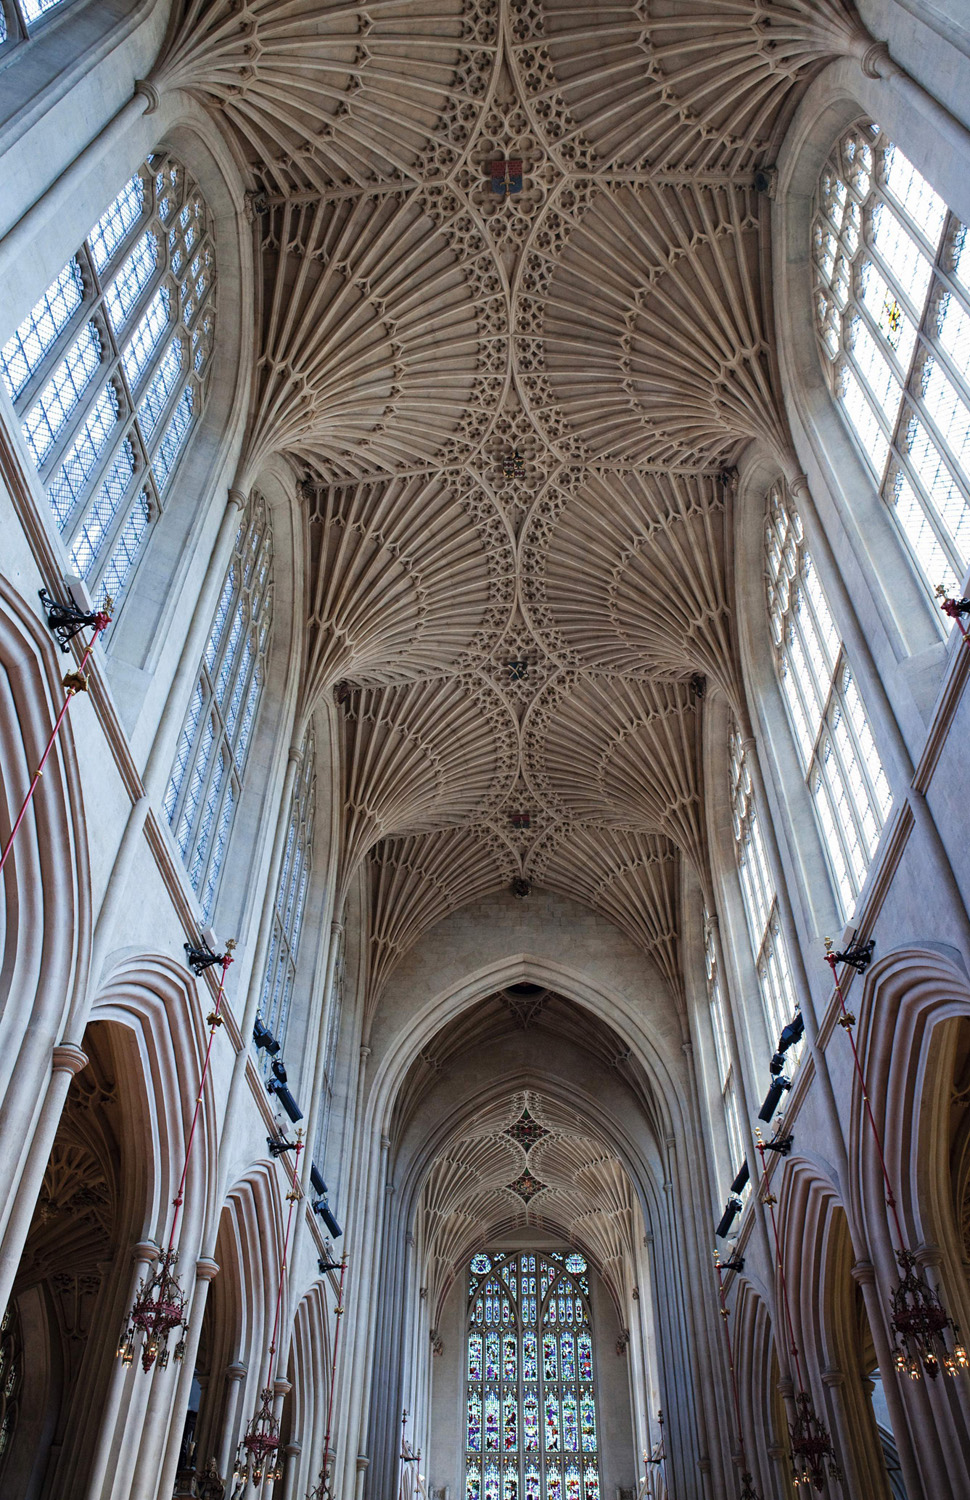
<box><xmin>154</xmin><ymin>0</ymin><xmax>876</xmax><ymax>1014</ymax></box>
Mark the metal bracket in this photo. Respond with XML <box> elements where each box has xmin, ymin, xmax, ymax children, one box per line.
<box><xmin>267</xmin><ymin>1135</ymin><xmax>298</xmax><ymax>1158</ymax></box>
<box><xmin>184</xmin><ymin>938</ymin><xmax>229</xmax><ymax>976</ymax></box>
<box><xmin>829</xmin><ymin>935</ymin><xmax>875</xmax><ymax>974</ymax></box>
<box><xmin>762</xmin><ymin>1133</ymin><xmax>794</xmax><ymax>1157</ymax></box>
<box><xmin>39</xmin><ymin>587</ymin><xmax>108</xmax><ymax>652</ymax></box>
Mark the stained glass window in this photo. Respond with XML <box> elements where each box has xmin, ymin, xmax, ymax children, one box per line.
<box><xmin>765</xmin><ymin>482</ymin><xmax>891</xmax><ymax>916</ymax></box>
<box><xmin>729</xmin><ymin>726</ymin><xmax>797</xmax><ymax>1040</ymax></box>
<box><xmin>163</xmin><ymin>495</ymin><xmax>272</xmax><ymax>919</ymax></box>
<box><xmin>258</xmin><ymin>730</ymin><xmax>316</xmax><ymax>1057</ymax></box>
<box><xmin>466</xmin><ymin>1252</ymin><xmax>600</xmax><ymax>1500</ymax></box>
<box><xmin>814</xmin><ymin>120</ymin><xmax>970</xmax><ymax>601</ymax></box>
<box><xmin>0</xmin><ymin>153</ymin><xmax>215</xmax><ymax>617</ymax></box>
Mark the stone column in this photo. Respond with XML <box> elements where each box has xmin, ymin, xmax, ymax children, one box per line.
<box><xmin>83</xmin><ymin>1240</ymin><xmax>157</xmax><ymax>1500</ymax></box>
<box><xmin>217</xmin><ymin>1362</ymin><xmax>249</xmax><ymax>1481</ymax></box>
<box><xmin>0</xmin><ymin>1041</ymin><xmax>87</xmax><ymax>1315</ymax></box>
<box><xmin>152</xmin><ymin>1257</ymin><xmax>221</xmax><ymax>1500</ymax></box>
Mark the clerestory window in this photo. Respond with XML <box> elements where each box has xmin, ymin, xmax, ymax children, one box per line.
<box><xmin>465</xmin><ymin>1250</ymin><xmax>601</xmax><ymax>1500</ymax></box>
<box><xmin>704</xmin><ymin>917</ymin><xmax>744</xmax><ymax>1186</ymax></box>
<box><xmin>728</xmin><ymin>726</ymin><xmax>796</xmax><ymax>1041</ymax></box>
<box><xmin>0</xmin><ymin>154</ymin><xmax>215</xmax><ymax>618</ymax></box>
<box><xmin>813</xmin><ymin>120</ymin><xmax>970</xmax><ymax>599</ymax></box>
<box><xmin>163</xmin><ymin>495</ymin><xmax>272</xmax><ymax>919</ymax></box>
<box><xmin>1</xmin><ymin>0</ymin><xmax>75</xmax><ymax>49</ymax></box>
<box><xmin>259</xmin><ymin>729</ymin><xmax>316</xmax><ymax>1056</ymax></box>
<box><xmin>765</xmin><ymin>482</ymin><xmax>891</xmax><ymax>917</ymax></box>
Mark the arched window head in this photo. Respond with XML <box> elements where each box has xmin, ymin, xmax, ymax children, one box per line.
<box><xmin>466</xmin><ymin>1250</ymin><xmax>601</xmax><ymax>1500</ymax></box>
<box><xmin>0</xmin><ymin>0</ymin><xmax>76</xmax><ymax>49</ymax></box>
<box><xmin>728</xmin><ymin>726</ymin><xmax>796</xmax><ymax>1040</ymax></box>
<box><xmin>164</xmin><ymin>495</ymin><xmax>272</xmax><ymax>919</ymax></box>
<box><xmin>0</xmin><ymin>153</ymin><xmax>215</xmax><ymax>618</ymax></box>
<box><xmin>765</xmin><ymin>482</ymin><xmax>891</xmax><ymax>916</ymax></box>
<box><xmin>813</xmin><ymin>120</ymin><xmax>970</xmax><ymax>599</ymax></box>
<box><xmin>258</xmin><ymin>730</ymin><xmax>316</xmax><ymax>1057</ymax></box>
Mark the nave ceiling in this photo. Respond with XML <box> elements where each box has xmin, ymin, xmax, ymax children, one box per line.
<box><xmin>152</xmin><ymin>0</ymin><xmax>879</xmax><ymax>1014</ymax></box>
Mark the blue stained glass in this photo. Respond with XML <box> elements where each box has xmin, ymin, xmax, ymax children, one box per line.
<box><xmin>124</xmin><ymin>287</ymin><xmax>172</xmax><ymax>388</ymax></box>
<box><xmin>544</xmin><ymin>1393</ymin><xmax>560</xmax><ymax>1452</ymax></box>
<box><xmin>560</xmin><ymin>1334</ymin><xmax>575</xmax><ymax>1382</ymax></box>
<box><xmin>577</xmin><ymin>1333</ymin><xmax>592</xmax><ymax>1381</ymax></box>
<box><xmin>0</xmin><ymin>9</ymin><xmax>7</xmax><ymax>43</ymax></box>
<box><xmin>467</xmin><ymin>1396</ymin><xmax>482</xmax><ymax>1452</ymax></box>
<box><xmin>104</xmin><ymin>231</ymin><xmax>159</xmax><ymax>332</ymax></box>
<box><xmin>485</xmin><ymin>1333</ymin><xmax>500</xmax><ymax>1382</ymax></box>
<box><xmin>503</xmin><ymin>1392</ymin><xmax>517</xmax><ymax>1452</ymax></box>
<box><xmin>89</xmin><ymin>174</ymin><xmax>146</xmax><ymax>274</ymax></box>
<box><xmin>564</xmin><ymin>1254</ymin><xmax>586</xmax><ymax>1274</ymax></box>
<box><xmin>543</xmin><ymin>1334</ymin><xmax>557</xmax><ymax>1381</ymax></box>
<box><xmin>469</xmin><ymin>1334</ymin><xmax>483</xmax><ymax>1382</ymax></box>
<box><xmin>1</xmin><ymin>259</ymin><xmax>84</xmax><ymax>402</ymax></box>
<box><xmin>524</xmin><ymin>1468</ymin><xmax>540</xmax><ymax>1500</ymax></box>
<box><xmin>523</xmin><ymin>1333</ymin><xmax>537</xmax><ymax>1380</ymax></box>
<box><xmin>46</xmin><ymin>383</ymin><xmax>120</xmax><ymax>529</ymax></box>
<box><xmin>546</xmin><ymin>1471</ymin><xmax>562</xmax><ymax>1500</ymax></box>
<box><xmin>466</xmin><ymin>1463</ymin><xmax>481</xmax><ymax>1500</ymax></box>
<box><xmin>562</xmin><ymin>1396</ymin><xmax>578</xmax><ymax>1453</ymax></box>
<box><xmin>483</xmin><ymin>1466</ymin><xmax>500</xmax><ymax>1500</ymax></box>
<box><xmin>23</xmin><ymin>323</ymin><xmax>102</xmax><ymax>467</ymax></box>
<box><xmin>503</xmin><ymin>1475</ymin><xmax>519</xmax><ymax>1500</ymax></box>
<box><xmin>471</xmin><ymin>1254</ymin><xmax>491</xmax><ymax>1275</ymax></box>
<box><xmin>583</xmin><ymin>1468</ymin><xmax>599</xmax><ymax>1500</ymax></box>
<box><xmin>484</xmin><ymin>1391</ymin><xmax>500</xmax><ymax>1450</ymax></box>
<box><xmin>523</xmin><ymin>1393</ymin><xmax>539</xmax><ymax>1450</ymax></box>
<box><xmin>564</xmin><ymin>1467</ymin><xmax>580</xmax><ymax>1500</ymax></box>
<box><xmin>503</xmin><ymin>1334</ymin><xmax>517</xmax><ymax>1381</ymax></box>
<box><xmin>69</xmin><ymin>439</ymin><xmax>136</xmax><ymax>577</ymax></box>
<box><xmin>579</xmin><ymin>1392</ymin><xmax>596</xmax><ymax>1452</ymax></box>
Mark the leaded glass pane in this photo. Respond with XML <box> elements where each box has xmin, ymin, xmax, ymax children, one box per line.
<box><xmin>165</xmin><ymin>495</ymin><xmax>272</xmax><ymax>915</ymax></box>
<box><xmin>729</xmin><ymin>724</ymin><xmax>797</xmax><ymax>1041</ymax></box>
<box><xmin>814</xmin><ymin>121</ymin><xmax>970</xmax><ymax>600</ymax></box>
<box><xmin>1</xmin><ymin>260</ymin><xmax>84</xmax><ymax>402</ymax></box>
<box><xmin>764</xmin><ymin>481</ymin><xmax>891</xmax><ymax>918</ymax></box>
<box><xmin>4</xmin><ymin>154</ymin><xmax>214</xmax><ymax>607</ymax></box>
<box><xmin>465</xmin><ymin>1252</ymin><xmax>600</xmax><ymax>1499</ymax></box>
<box><xmin>21</xmin><ymin>0</ymin><xmax>69</xmax><ymax>21</ymax></box>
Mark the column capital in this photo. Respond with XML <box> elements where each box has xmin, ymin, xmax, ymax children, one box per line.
<box><xmin>52</xmin><ymin>1043</ymin><xmax>88</xmax><ymax>1076</ymax></box>
<box><xmin>227</xmin><ymin>487</ymin><xmax>248</xmax><ymax>512</ymax></box>
<box><xmin>273</xmin><ymin>1377</ymin><xmax>292</xmax><ymax>1397</ymax></box>
<box><xmin>850</xmin><ymin>1259</ymin><xmax>876</xmax><ymax>1287</ymax></box>
<box><xmin>133</xmin><ymin>79</ymin><xmax>160</xmax><ymax>113</ymax></box>
<box><xmin>225</xmin><ymin>1362</ymin><xmax>248</xmax><ymax>1382</ymax></box>
<box><xmin>821</xmin><ymin>1367</ymin><xmax>845</xmax><ymax>1387</ymax></box>
<box><xmin>288</xmin><ymin>745</ymin><xmax>305</xmax><ymax>767</ymax></box>
<box><xmin>356</xmin><ymin>1456</ymin><xmax>370</xmax><ymax>1472</ymax></box>
<box><xmin>789</xmin><ymin>472</ymin><xmax>811</xmax><ymax>499</ymax></box>
<box><xmin>195</xmin><ymin>1257</ymin><xmax>220</xmax><ymax>1283</ymax></box>
<box><xmin>133</xmin><ymin>1239</ymin><xmax>159</xmax><ymax>1264</ymax></box>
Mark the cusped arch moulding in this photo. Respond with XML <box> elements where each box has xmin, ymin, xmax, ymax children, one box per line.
<box><xmin>508</xmin><ymin>0</ymin><xmax>874</xmax><ymax>172</ymax></box>
<box><xmin>520</xmin><ymin>466</ymin><xmax>738</xmax><ymax>694</ymax></box>
<box><xmin>513</xmin><ymin>177</ymin><xmax>786</xmax><ymax>468</ymax></box>
<box><xmin>241</xmin><ymin>185</ymin><xmax>508</xmax><ymax>483</ymax></box>
<box><xmin>299</xmin><ymin>469</ymin><xmax>515</xmax><ymax>709</ymax></box>
<box><xmin>150</xmin><ymin>0</ymin><xmax>501</xmax><ymax>193</ymax></box>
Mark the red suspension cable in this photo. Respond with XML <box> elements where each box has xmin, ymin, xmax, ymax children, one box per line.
<box><xmin>319</xmin><ymin>1254</ymin><xmax>348</xmax><ymax>1492</ymax></box>
<box><xmin>0</xmin><ymin>604</ymin><xmax>111</xmax><ymax>876</ymax></box>
<box><xmin>167</xmin><ymin>945</ymin><xmax>234</xmax><ymax>1253</ymax></box>
<box><xmin>266</xmin><ymin>1133</ymin><xmax>305</xmax><ymax>1390</ymax></box>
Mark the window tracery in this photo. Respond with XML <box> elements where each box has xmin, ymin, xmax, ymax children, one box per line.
<box><xmin>163</xmin><ymin>495</ymin><xmax>272</xmax><ymax>919</ymax></box>
<box><xmin>259</xmin><ymin>730</ymin><xmax>316</xmax><ymax>1054</ymax></box>
<box><xmin>813</xmin><ymin>120</ymin><xmax>970</xmax><ymax>598</ymax></box>
<box><xmin>728</xmin><ymin>726</ymin><xmax>796</xmax><ymax>1040</ymax></box>
<box><xmin>765</xmin><ymin>483</ymin><xmax>891</xmax><ymax>916</ymax></box>
<box><xmin>704</xmin><ymin>918</ymin><xmax>744</xmax><ymax>1184</ymax></box>
<box><xmin>0</xmin><ymin>0</ymin><xmax>74</xmax><ymax>49</ymax></box>
<box><xmin>0</xmin><ymin>153</ymin><xmax>215</xmax><ymax>615</ymax></box>
<box><xmin>465</xmin><ymin>1250</ymin><xmax>601</xmax><ymax>1500</ymax></box>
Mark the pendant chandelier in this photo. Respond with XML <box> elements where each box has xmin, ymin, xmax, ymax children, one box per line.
<box><xmin>234</xmin><ymin>1130</ymin><xmax>305</xmax><ymax>1489</ymax></box>
<box><xmin>713</xmin><ymin>1252</ymin><xmax>764</xmax><ymax>1500</ymax></box>
<box><xmin>754</xmin><ymin>1131</ymin><xmax>842</xmax><ymax>1492</ymax></box>
<box><xmin>825</xmin><ymin>938</ymin><xmax>969</xmax><ymax>1381</ymax></box>
<box><xmin>118</xmin><ymin>937</ymin><xmax>234</xmax><ymax>1372</ymax></box>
